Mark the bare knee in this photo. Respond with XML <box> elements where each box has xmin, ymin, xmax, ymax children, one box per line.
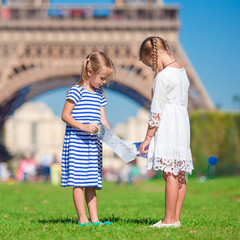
<box><xmin>176</xmin><ymin>171</ymin><xmax>186</xmax><ymax>189</ymax></box>
<box><xmin>163</xmin><ymin>171</ymin><xmax>186</xmax><ymax>189</ymax></box>
<box><xmin>73</xmin><ymin>186</ymin><xmax>84</xmax><ymax>192</ymax></box>
<box><xmin>163</xmin><ymin>172</ymin><xmax>176</xmax><ymax>182</ymax></box>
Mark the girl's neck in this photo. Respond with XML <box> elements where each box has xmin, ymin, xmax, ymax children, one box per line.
<box><xmin>82</xmin><ymin>83</ymin><xmax>96</xmax><ymax>92</ymax></box>
<box><xmin>159</xmin><ymin>54</ymin><xmax>182</xmax><ymax>71</ymax></box>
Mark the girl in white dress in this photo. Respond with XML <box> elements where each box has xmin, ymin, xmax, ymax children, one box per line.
<box><xmin>139</xmin><ymin>36</ymin><xmax>194</xmax><ymax>228</ymax></box>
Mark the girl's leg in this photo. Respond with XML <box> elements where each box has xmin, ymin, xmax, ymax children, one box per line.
<box><xmin>175</xmin><ymin>171</ymin><xmax>186</xmax><ymax>221</ymax></box>
<box><xmin>85</xmin><ymin>187</ymin><xmax>99</xmax><ymax>223</ymax></box>
<box><xmin>73</xmin><ymin>187</ymin><xmax>89</xmax><ymax>224</ymax></box>
<box><xmin>162</xmin><ymin>172</ymin><xmax>179</xmax><ymax>224</ymax></box>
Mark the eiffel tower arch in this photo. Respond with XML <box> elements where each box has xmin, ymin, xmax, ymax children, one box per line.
<box><xmin>0</xmin><ymin>0</ymin><xmax>215</xmax><ymax>130</ymax></box>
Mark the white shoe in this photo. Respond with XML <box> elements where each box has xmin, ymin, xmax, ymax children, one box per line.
<box><xmin>150</xmin><ymin>220</ymin><xmax>162</xmax><ymax>228</ymax></box>
<box><xmin>156</xmin><ymin>221</ymin><xmax>180</xmax><ymax>228</ymax></box>
<box><xmin>175</xmin><ymin>221</ymin><xmax>181</xmax><ymax>227</ymax></box>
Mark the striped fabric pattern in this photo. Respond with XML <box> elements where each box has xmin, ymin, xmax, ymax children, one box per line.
<box><xmin>61</xmin><ymin>85</ymin><xmax>107</xmax><ymax>189</ymax></box>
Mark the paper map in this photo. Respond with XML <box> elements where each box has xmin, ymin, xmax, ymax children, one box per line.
<box><xmin>96</xmin><ymin>123</ymin><xmax>137</xmax><ymax>162</ymax></box>
<box><xmin>92</xmin><ymin>123</ymin><xmax>148</xmax><ymax>162</ymax></box>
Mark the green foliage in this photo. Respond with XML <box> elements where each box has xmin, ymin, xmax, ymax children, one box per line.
<box><xmin>0</xmin><ymin>178</ymin><xmax>239</xmax><ymax>240</ymax></box>
<box><xmin>190</xmin><ymin>111</ymin><xmax>240</xmax><ymax>176</ymax></box>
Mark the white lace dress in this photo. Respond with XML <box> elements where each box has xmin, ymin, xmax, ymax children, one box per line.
<box><xmin>147</xmin><ymin>67</ymin><xmax>194</xmax><ymax>175</ymax></box>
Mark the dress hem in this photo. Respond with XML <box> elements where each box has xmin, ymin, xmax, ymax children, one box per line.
<box><xmin>61</xmin><ymin>184</ymin><xmax>102</xmax><ymax>190</ymax></box>
<box><xmin>146</xmin><ymin>157</ymin><xmax>194</xmax><ymax>176</ymax></box>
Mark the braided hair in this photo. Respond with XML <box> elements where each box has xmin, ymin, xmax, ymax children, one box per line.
<box><xmin>152</xmin><ymin>38</ymin><xmax>158</xmax><ymax>77</ymax></box>
<box><xmin>139</xmin><ymin>36</ymin><xmax>171</xmax><ymax>77</ymax></box>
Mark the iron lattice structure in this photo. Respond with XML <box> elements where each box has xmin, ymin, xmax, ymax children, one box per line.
<box><xmin>0</xmin><ymin>0</ymin><xmax>215</xmax><ymax>129</ymax></box>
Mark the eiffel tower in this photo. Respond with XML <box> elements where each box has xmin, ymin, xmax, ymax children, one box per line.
<box><xmin>0</xmin><ymin>0</ymin><xmax>215</xmax><ymax>130</ymax></box>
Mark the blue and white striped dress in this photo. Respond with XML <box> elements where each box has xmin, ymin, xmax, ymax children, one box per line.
<box><xmin>61</xmin><ymin>85</ymin><xmax>107</xmax><ymax>189</ymax></box>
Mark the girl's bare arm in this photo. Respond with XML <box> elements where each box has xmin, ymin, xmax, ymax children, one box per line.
<box><xmin>62</xmin><ymin>99</ymin><xmax>98</xmax><ymax>133</ymax></box>
<box><xmin>100</xmin><ymin>106</ymin><xmax>111</xmax><ymax>128</ymax></box>
<box><xmin>139</xmin><ymin>125</ymin><xmax>158</xmax><ymax>154</ymax></box>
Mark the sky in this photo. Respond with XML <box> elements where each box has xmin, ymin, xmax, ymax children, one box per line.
<box><xmin>165</xmin><ymin>0</ymin><xmax>240</xmax><ymax>110</ymax></box>
<box><xmin>32</xmin><ymin>0</ymin><xmax>240</xmax><ymax>127</ymax></box>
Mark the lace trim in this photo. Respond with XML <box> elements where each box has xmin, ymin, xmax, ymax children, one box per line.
<box><xmin>148</xmin><ymin>112</ymin><xmax>161</xmax><ymax>127</ymax></box>
<box><xmin>146</xmin><ymin>158</ymin><xmax>194</xmax><ymax>175</ymax></box>
<box><xmin>167</xmin><ymin>97</ymin><xmax>184</xmax><ymax>106</ymax></box>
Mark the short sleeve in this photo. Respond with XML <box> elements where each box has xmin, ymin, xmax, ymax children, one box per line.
<box><xmin>66</xmin><ymin>86</ymin><xmax>82</xmax><ymax>104</ymax></box>
<box><xmin>100</xmin><ymin>94</ymin><xmax>107</xmax><ymax>107</ymax></box>
<box><xmin>148</xmin><ymin>74</ymin><xmax>168</xmax><ymax>127</ymax></box>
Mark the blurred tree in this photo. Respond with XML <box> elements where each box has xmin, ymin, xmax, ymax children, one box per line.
<box><xmin>190</xmin><ymin>111</ymin><xmax>240</xmax><ymax>176</ymax></box>
<box><xmin>233</xmin><ymin>94</ymin><xmax>240</xmax><ymax>111</ymax></box>
<box><xmin>0</xmin><ymin>143</ymin><xmax>12</xmax><ymax>162</ymax></box>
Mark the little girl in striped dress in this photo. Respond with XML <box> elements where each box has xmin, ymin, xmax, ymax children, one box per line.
<box><xmin>61</xmin><ymin>51</ymin><xmax>115</xmax><ymax>226</ymax></box>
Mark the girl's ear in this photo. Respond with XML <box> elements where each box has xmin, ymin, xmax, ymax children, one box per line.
<box><xmin>87</xmin><ymin>68</ymin><xmax>93</xmax><ymax>77</ymax></box>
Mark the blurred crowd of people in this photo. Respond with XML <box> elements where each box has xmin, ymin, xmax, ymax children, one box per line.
<box><xmin>0</xmin><ymin>153</ymin><xmax>61</xmax><ymax>185</ymax></box>
<box><xmin>0</xmin><ymin>155</ymin><xmax>157</xmax><ymax>185</ymax></box>
<box><xmin>103</xmin><ymin>160</ymin><xmax>157</xmax><ymax>185</ymax></box>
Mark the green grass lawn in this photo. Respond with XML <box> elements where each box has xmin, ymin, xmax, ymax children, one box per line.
<box><xmin>0</xmin><ymin>177</ymin><xmax>239</xmax><ymax>240</ymax></box>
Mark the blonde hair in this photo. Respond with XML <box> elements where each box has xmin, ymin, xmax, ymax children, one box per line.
<box><xmin>78</xmin><ymin>51</ymin><xmax>115</xmax><ymax>93</ymax></box>
<box><xmin>139</xmin><ymin>36</ymin><xmax>171</xmax><ymax>77</ymax></box>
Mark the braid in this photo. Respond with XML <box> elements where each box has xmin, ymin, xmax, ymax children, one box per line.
<box><xmin>139</xmin><ymin>36</ymin><xmax>172</xmax><ymax>76</ymax></box>
<box><xmin>152</xmin><ymin>38</ymin><xmax>158</xmax><ymax>77</ymax></box>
